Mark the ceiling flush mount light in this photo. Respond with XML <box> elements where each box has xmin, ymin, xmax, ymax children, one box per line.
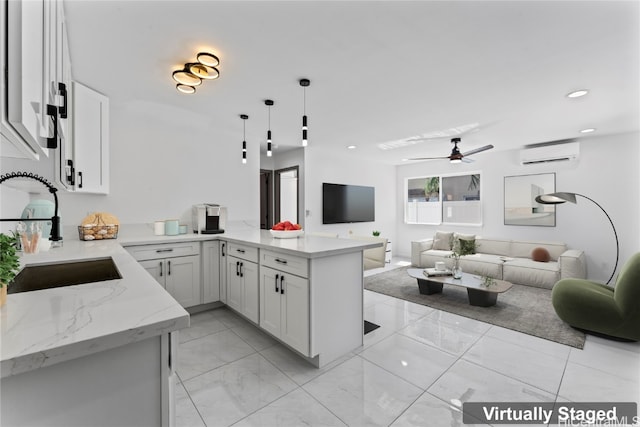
<box><xmin>566</xmin><ymin>89</ymin><xmax>589</xmax><ymax>98</ymax></box>
<box><xmin>265</xmin><ymin>99</ymin><xmax>274</xmax><ymax>157</ymax></box>
<box><xmin>299</xmin><ymin>78</ymin><xmax>310</xmax><ymax>147</ymax></box>
<box><xmin>240</xmin><ymin>114</ymin><xmax>248</xmax><ymax>164</ymax></box>
<box><xmin>196</xmin><ymin>52</ymin><xmax>219</xmax><ymax>67</ymax></box>
<box><xmin>176</xmin><ymin>84</ymin><xmax>196</xmax><ymax>94</ymax></box>
<box><xmin>188</xmin><ymin>63</ymin><xmax>219</xmax><ymax>80</ymax></box>
<box><xmin>173</xmin><ymin>51</ymin><xmax>220</xmax><ymax>93</ymax></box>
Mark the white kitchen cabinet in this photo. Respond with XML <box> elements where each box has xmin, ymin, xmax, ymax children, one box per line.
<box><xmin>72</xmin><ymin>81</ymin><xmax>109</xmax><ymax>194</ymax></box>
<box><xmin>260</xmin><ymin>265</ymin><xmax>309</xmax><ymax>355</ymax></box>
<box><xmin>226</xmin><ymin>242</ymin><xmax>259</xmax><ymax>323</ymax></box>
<box><xmin>219</xmin><ymin>241</ymin><xmax>228</xmax><ymax>303</ymax></box>
<box><xmin>2</xmin><ymin>0</ymin><xmax>53</xmax><ymax>159</ymax></box>
<box><xmin>127</xmin><ymin>242</ymin><xmax>201</xmax><ymax>308</ymax></box>
<box><xmin>202</xmin><ymin>241</ymin><xmax>220</xmax><ymax>304</ymax></box>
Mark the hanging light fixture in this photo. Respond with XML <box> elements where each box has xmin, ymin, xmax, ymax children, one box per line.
<box><xmin>265</xmin><ymin>99</ymin><xmax>274</xmax><ymax>157</ymax></box>
<box><xmin>240</xmin><ymin>114</ymin><xmax>248</xmax><ymax>164</ymax></box>
<box><xmin>299</xmin><ymin>78</ymin><xmax>310</xmax><ymax>146</ymax></box>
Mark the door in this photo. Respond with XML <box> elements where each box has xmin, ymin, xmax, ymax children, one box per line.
<box><xmin>202</xmin><ymin>241</ymin><xmax>220</xmax><ymax>304</ymax></box>
<box><xmin>259</xmin><ymin>169</ymin><xmax>273</xmax><ymax>229</ymax></box>
<box><xmin>219</xmin><ymin>241</ymin><xmax>227</xmax><ymax>303</ymax></box>
<box><xmin>260</xmin><ymin>267</ymin><xmax>282</xmax><ymax>337</ymax></box>
<box><xmin>165</xmin><ymin>255</ymin><xmax>200</xmax><ymax>308</ymax></box>
<box><xmin>281</xmin><ymin>273</ymin><xmax>309</xmax><ymax>354</ymax></box>
<box><xmin>274</xmin><ymin>166</ymin><xmax>299</xmax><ymax>224</ymax></box>
<box><xmin>226</xmin><ymin>256</ymin><xmax>243</xmax><ymax>313</ymax></box>
<box><xmin>140</xmin><ymin>259</ymin><xmax>164</xmax><ymax>287</ymax></box>
<box><xmin>241</xmin><ymin>261</ymin><xmax>259</xmax><ymax>324</ymax></box>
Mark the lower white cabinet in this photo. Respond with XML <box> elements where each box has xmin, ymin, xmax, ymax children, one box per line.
<box><xmin>202</xmin><ymin>241</ymin><xmax>220</xmax><ymax>304</ymax></box>
<box><xmin>260</xmin><ymin>266</ymin><xmax>309</xmax><ymax>355</ymax></box>
<box><xmin>126</xmin><ymin>242</ymin><xmax>201</xmax><ymax>308</ymax></box>
<box><xmin>226</xmin><ymin>255</ymin><xmax>259</xmax><ymax>323</ymax></box>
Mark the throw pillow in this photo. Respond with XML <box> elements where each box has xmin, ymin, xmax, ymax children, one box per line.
<box><xmin>433</xmin><ymin>231</ymin><xmax>454</xmax><ymax>250</ymax></box>
<box><xmin>454</xmin><ymin>233</ymin><xmax>476</xmax><ymax>255</ymax></box>
<box><xmin>531</xmin><ymin>247</ymin><xmax>551</xmax><ymax>262</ymax></box>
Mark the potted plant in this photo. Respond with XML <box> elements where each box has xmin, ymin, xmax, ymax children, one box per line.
<box><xmin>424</xmin><ymin>177</ymin><xmax>440</xmax><ymax>201</ymax></box>
<box><xmin>0</xmin><ymin>232</ymin><xmax>20</xmax><ymax>306</ymax></box>
<box><xmin>372</xmin><ymin>231</ymin><xmax>381</xmax><ymax>237</ymax></box>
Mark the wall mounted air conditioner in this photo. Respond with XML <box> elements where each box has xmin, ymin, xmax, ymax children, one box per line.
<box><xmin>519</xmin><ymin>141</ymin><xmax>579</xmax><ymax>165</ymax></box>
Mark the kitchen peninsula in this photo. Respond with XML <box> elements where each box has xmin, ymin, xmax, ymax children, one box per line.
<box><xmin>1</xmin><ymin>224</ymin><xmax>378</xmax><ymax>426</ymax></box>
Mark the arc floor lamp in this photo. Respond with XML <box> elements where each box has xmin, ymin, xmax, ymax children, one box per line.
<box><xmin>535</xmin><ymin>192</ymin><xmax>619</xmax><ymax>285</ymax></box>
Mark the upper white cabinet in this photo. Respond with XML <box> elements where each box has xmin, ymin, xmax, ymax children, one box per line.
<box><xmin>71</xmin><ymin>81</ymin><xmax>109</xmax><ymax>194</ymax></box>
<box><xmin>2</xmin><ymin>0</ymin><xmax>67</xmax><ymax>160</ymax></box>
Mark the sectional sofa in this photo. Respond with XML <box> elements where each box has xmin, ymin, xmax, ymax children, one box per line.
<box><xmin>411</xmin><ymin>232</ymin><xmax>586</xmax><ymax>289</ymax></box>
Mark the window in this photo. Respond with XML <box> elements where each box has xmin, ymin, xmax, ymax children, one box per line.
<box><xmin>405</xmin><ymin>172</ymin><xmax>482</xmax><ymax>225</ymax></box>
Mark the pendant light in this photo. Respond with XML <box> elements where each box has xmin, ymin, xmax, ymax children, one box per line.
<box><xmin>299</xmin><ymin>78</ymin><xmax>310</xmax><ymax>146</ymax></box>
<box><xmin>240</xmin><ymin>114</ymin><xmax>248</xmax><ymax>164</ymax></box>
<box><xmin>265</xmin><ymin>99</ymin><xmax>274</xmax><ymax>157</ymax></box>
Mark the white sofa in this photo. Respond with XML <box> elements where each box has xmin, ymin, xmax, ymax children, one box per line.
<box><xmin>411</xmin><ymin>233</ymin><xmax>586</xmax><ymax>289</ymax></box>
<box><xmin>350</xmin><ymin>235</ymin><xmax>388</xmax><ymax>270</ymax></box>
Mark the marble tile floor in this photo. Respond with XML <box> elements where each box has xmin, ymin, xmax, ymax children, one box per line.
<box><xmin>176</xmin><ymin>291</ymin><xmax>640</xmax><ymax>427</ymax></box>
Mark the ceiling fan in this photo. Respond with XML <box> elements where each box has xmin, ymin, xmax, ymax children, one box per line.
<box><xmin>409</xmin><ymin>138</ymin><xmax>494</xmax><ymax>163</ymax></box>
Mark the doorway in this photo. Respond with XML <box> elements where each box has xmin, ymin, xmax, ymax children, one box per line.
<box><xmin>274</xmin><ymin>166</ymin><xmax>299</xmax><ymax>224</ymax></box>
<box><xmin>259</xmin><ymin>169</ymin><xmax>273</xmax><ymax>229</ymax></box>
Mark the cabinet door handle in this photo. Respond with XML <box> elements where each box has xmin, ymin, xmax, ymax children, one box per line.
<box><xmin>275</xmin><ymin>258</ymin><xmax>288</xmax><ymax>265</ymax></box>
<box><xmin>58</xmin><ymin>82</ymin><xmax>68</xmax><ymax>119</ymax></box>
<box><xmin>66</xmin><ymin>159</ymin><xmax>75</xmax><ymax>185</ymax></box>
<box><xmin>78</xmin><ymin>171</ymin><xmax>83</xmax><ymax>189</ymax></box>
<box><xmin>280</xmin><ymin>275</ymin><xmax>285</xmax><ymax>294</ymax></box>
<box><xmin>240</xmin><ymin>262</ymin><xmax>244</xmax><ymax>278</ymax></box>
<box><xmin>236</xmin><ymin>261</ymin><xmax>240</xmax><ymax>276</ymax></box>
<box><xmin>221</xmin><ymin>243</ymin><xmax>226</xmax><ymax>257</ymax></box>
<box><xmin>156</xmin><ymin>248</ymin><xmax>174</xmax><ymax>253</ymax></box>
<box><xmin>236</xmin><ymin>248</ymin><xmax>246</xmax><ymax>254</ymax></box>
<box><xmin>45</xmin><ymin>104</ymin><xmax>58</xmax><ymax>149</ymax></box>
<box><xmin>275</xmin><ymin>274</ymin><xmax>279</xmax><ymax>293</ymax></box>
<box><xmin>159</xmin><ymin>261</ymin><xmax>163</xmax><ymax>277</ymax></box>
<box><xmin>167</xmin><ymin>260</ymin><xmax>171</xmax><ymax>276</ymax></box>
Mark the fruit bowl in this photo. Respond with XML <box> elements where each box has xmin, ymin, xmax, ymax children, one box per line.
<box><xmin>270</xmin><ymin>229</ymin><xmax>304</xmax><ymax>239</ymax></box>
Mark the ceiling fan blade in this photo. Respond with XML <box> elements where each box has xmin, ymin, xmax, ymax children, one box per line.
<box><xmin>408</xmin><ymin>156</ymin><xmax>450</xmax><ymax>161</ymax></box>
<box><xmin>462</xmin><ymin>144</ymin><xmax>494</xmax><ymax>157</ymax></box>
<box><xmin>461</xmin><ymin>157</ymin><xmax>475</xmax><ymax>163</ymax></box>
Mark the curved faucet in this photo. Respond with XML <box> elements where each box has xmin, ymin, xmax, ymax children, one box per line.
<box><xmin>0</xmin><ymin>172</ymin><xmax>62</xmax><ymax>244</ymax></box>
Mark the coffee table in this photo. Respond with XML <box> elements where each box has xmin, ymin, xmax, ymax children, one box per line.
<box><xmin>407</xmin><ymin>268</ymin><xmax>513</xmax><ymax>307</ymax></box>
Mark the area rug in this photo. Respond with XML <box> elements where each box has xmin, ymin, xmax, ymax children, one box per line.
<box><xmin>364</xmin><ymin>266</ymin><xmax>585</xmax><ymax>349</ymax></box>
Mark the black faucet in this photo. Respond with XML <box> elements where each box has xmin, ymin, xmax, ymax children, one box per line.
<box><xmin>0</xmin><ymin>172</ymin><xmax>62</xmax><ymax>244</ymax></box>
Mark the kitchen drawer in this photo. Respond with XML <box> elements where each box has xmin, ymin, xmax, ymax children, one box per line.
<box><xmin>260</xmin><ymin>250</ymin><xmax>308</xmax><ymax>278</ymax></box>
<box><xmin>227</xmin><ymin>242</ymin><xmax>259</xmax><ymax>263</ymax></box>
<box><xmin>125</xmin><ymin>241</ymin><xmax>200</xmax><ymax>261</ymax></box>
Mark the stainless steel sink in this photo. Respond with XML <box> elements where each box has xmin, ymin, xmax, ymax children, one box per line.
<box><xmin>8</xmin><ymin>257</ymin><xmax>122</xmax><ymax>294</ymax></box>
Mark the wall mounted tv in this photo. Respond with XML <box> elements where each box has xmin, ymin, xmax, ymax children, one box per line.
<box><xmin>322</xmin><ymin>182</ymin><xmax>375</xmax><ymax>224</ymax></box>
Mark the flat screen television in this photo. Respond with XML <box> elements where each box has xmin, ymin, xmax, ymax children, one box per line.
<box><xmin>322</xmin><ymin>182</ymin><xmax>375</xmax><ymax>224</ymax></box>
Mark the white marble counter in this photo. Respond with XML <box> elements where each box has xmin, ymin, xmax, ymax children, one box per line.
<box><xmin>1</xmin><ymin>223</ymin><xmax>378</xmax><ymax>379</ymax></box>
<box><xmin>117</xmin><ymin>223</ymin><xmax>382</xmax><ymax>258</ymax></box>
<box><xmin>1</xmin><ymin>238</ymin><xmax>190</xmax><ymax>378</ymax></box>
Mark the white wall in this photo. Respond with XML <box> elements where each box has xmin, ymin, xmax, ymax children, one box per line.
<box><xmin>304</xmin><ymin>145</ymin><xmax>396</xmax><ymax>242</ymax></box>
<box><xmin>1</xmin><ymin>98</ymin><xmax>260</xmax><ymax>228</ymax></box>
<box><xmin>395</xmin><ymin>132</ymin><xmax>640</xmax><ymax>283</ymax></box>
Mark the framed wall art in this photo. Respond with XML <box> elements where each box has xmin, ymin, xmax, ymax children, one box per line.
<box><xmin>504</xmin><ymin>173</ymin><xmax>556</xmax><ymax>226</ymax></box>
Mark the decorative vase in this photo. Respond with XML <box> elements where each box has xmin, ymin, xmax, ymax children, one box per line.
<box><xmin>0</xmin><ymin>284</ymin><xmax>6</xmax><ymax>307</ymax></box>
<box><xmin>452</xmin><ymin>258</ymin><xmax>463</xmax><ymax>279</ymax></box>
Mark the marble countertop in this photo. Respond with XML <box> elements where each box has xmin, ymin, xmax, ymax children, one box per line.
<box><xmin>117</xmin><ymin>223</ymin><xmax>382</xmax><ymax>258</ymax></box>
<box><xmin>1</xmin><ymin>223</ymin><xmax>379</xmax><ymax>379</ymax></box>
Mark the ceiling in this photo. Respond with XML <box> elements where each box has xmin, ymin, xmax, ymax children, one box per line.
<box><xmin>63</xmin><ymin>0</ymin><xmax>639</xmax><ymax>165</ymax></box>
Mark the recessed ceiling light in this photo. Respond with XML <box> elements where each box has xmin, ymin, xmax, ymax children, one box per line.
<box><xmin>347</xmin><ymin>145</ymin><xmax>357</xmax><ymax>150</ymax></box>
<box><xmin>580</xmin><ymin>128</ymin><xmax>596</xmax><ymax>133</ymax></box>
<box><xmin>567</xmin><ymin>89</ymin><xmax>589</xmax><ymax>98</ymax></box>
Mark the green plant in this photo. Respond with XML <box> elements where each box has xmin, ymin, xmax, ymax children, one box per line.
<box><xmin>424</xmin><ymin>177</ymin><xmax>440</xmax><ymax>199</ymax></box>
<box><xmin>0</xmin><ymin>232</ymin><xmax>20</xmax><ymax>287</ymax></box>
<box><xmin>481</xmin><ymin>276</ymin><xmax>496</xmax><ymax>287</ymax></box>
<box><xmin>372</xmin><ymin>231</ymin><xmax>381</xmax><ymax>237</ymax></box>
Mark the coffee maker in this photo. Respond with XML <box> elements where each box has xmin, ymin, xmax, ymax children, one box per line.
<box><xmin>192</xmin><ymin>204</ymin><xmax>227</xmax><ymax>234</ymax></box>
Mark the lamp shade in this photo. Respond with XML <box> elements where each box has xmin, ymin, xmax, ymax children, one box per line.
<box><xmin>535</xmin><ymin>192</ymin><xmax>578</xmax><ymax>205</ymax></box>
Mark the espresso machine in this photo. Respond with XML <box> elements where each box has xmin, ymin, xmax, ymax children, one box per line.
<box><xmin>192</xmin><ymin>204</ymin><xmax>227</xmax><ymax>234</ymax></box>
